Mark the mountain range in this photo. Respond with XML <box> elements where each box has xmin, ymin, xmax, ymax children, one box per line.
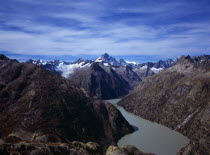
<box><xmin>27</xmin><ymin>53</ymin><xmax>175</xmax><ymax>99</ymax></box>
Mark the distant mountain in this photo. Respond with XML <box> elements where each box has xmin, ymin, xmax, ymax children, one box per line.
<box><xmin>26</xmin><ymin>53</ymin><xmax>175</xmax><ymax>99</ymax></box>
<box><xmin>133</xmin><ymin>59</ymin><xmax>176</xmax><ymax>79</ymax></box>
<box><xmin>26</xmin><ymin>59</ymin><xmax>93</xmax><ymax>77</ymax></box>
<box><xmin>26</xmin><ymin>53</ymin><xmax>175</xmax><ymax>79</ymax></box>
<box><xmin>0</xmin><ymin>55</ymin><xmax>134</xmax><ymax>150</ymax></box>
<box><xmin>119</xmin><ymin>55</ymin><xmax>210</xmax><ymax>154</ymax></box>
<box><xmin>95</xmin><ymin>53</ymin><xmax>121</xmax><ymax>66</ymax></box>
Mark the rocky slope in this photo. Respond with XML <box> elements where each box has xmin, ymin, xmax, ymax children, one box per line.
<box><xmin>119</xmin><ymin>55</ymin><xmax>210</xmax><ymax>154</ymax></box>
<box><xmin>0</xmin><ymin>54</ymin><xmax>134</xmax><ymax>151</ymax></box>
<box><xmin>69</xmin><ymin>62</ymin><xmax>131</xmax><ymax>99</ymax></box>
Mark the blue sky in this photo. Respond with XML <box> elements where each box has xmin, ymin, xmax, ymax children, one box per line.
<box><xmin>0</xmin><ymin>0</ymin><xmax>210</xmax><ymax>61</ymax></box>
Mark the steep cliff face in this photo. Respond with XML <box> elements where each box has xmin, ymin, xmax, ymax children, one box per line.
<box><xmin>119</xmin><ymin>55</ymin><xmax>210</xmax><ymax>154</ymax></box>
<box><xmin>69</xmin><ymin>62</ymin><xmax>131</xmax><ymax>99</ymax></box>
<box><xmin>0</xmin><ymin>55</ymin><xmax>133</xmax><ymax>150</ymax></box>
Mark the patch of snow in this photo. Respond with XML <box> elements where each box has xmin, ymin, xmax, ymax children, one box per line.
<box><xmin>56</xmin><ymin>62</ymin><xmax>91</xmax><ymax>78</ymax></box>
<box><xmin>140</xmin><ymin>65</ymin><xmax>148</xmax><ymax>70</ymax></box>
<box><xmin>103</xmin><ymin>63</ymin><xmax>109</xmax><ymax>67</ymax></box>
<box><xmin>151</xmin><ymin>67</ymin><xmax>163</xmax><ymax>73</ymax></box>
<box><xmin>95</xmin><ymin>57</ymin><xmax>102</xmax><ymax>62</ymax></box>
<box><xmin>125</xmin><ymin>61</ymin><xmax>137</xmax><ymax>65</ymax></box>
<box><xmin>42</xmin><ymin>61</ymin><xmax>47</xmax><ymax>65</ymax></box>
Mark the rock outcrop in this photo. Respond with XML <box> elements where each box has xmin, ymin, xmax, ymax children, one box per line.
<box><xmin>0</xmin><ymin>55</ymin><xmax>134</xmax><ymax>151</ymax></box>
<box><xmin>106</xmin><ymin>145</ymin><xmax>155</xmax><ymax>155</ymax></box>
<box><xmin>119</xmin><ymin>55</ymin><xmax>210</xmax><ymax>154</ymax></box>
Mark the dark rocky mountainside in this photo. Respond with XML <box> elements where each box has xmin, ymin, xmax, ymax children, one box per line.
<box><xmin>69</xmin><ymin>62</ymin><xmax>131</xmax><ymax>99</ymax></box>
<box><xmin>0</xmin><ymin>55</ymin><xmax>134</xmax><ymax>152</ymax></box>
<box><xmin>119</xmin><ymin>55</ymin><xmax>210</xmax><ymax>155</ymax></box>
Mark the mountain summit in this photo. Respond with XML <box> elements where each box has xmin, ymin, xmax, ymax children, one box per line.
<box><xmin>95</xmin><ymin>53</ymin><xmax>121</xmax><ymax>66</ymax></box>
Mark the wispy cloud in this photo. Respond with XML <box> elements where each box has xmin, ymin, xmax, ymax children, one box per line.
<box><xmin>0</xmin><ymin>0</ymin><xmax>210</xmax><ymax>59</ymax></box>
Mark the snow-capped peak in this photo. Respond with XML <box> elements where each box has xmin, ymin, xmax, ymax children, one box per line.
<box><xmin>27</xmin><ymin>59</ymin><xmax>47</xmax><ymax>65</ymax></box>
<box><xmin>96</xmin><ymin>53</ymin><xmax>140</xmax><ymax>67</ymax></box>
<box><xmin>95</xmin><ymin>53</ymin><xmax>120</xmax><ymax>66</ymax></box>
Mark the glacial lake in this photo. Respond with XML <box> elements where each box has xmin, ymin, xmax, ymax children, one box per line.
<box><xmin>107</xmin><ymin>99</ymin><xmax>189</xmax><ymax>155</ymax></box>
